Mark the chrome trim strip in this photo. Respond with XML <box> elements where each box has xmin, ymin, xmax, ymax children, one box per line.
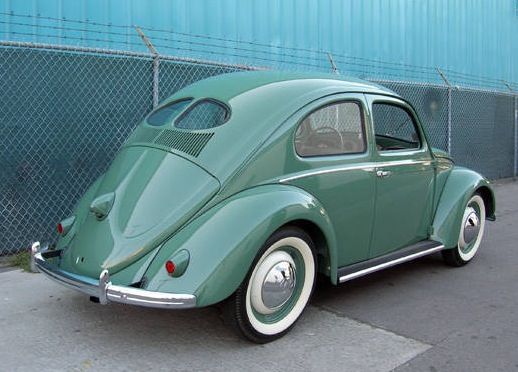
<box><xmin>280</xmin><ymin>159</ymin><xmax>431</xmax><ymax>183</ymax></box>
<box><xmin>34</xmin><ymin>251</ymin><xmax>196</xmax><ymax>309</ymax></box>
<box><xmin>107</xmin><ymin>285</ymin><xmax>195</xmax><ymax>308</ymax></box>
<box><xmin>338</xmin><ymin>244</ymin><xmax>444</xmax><ymax>283</ymax></box>
<box><xmin>280</xmin><ymin>164</ymin><xmax>375</xmax><ymax>183</ymax></box>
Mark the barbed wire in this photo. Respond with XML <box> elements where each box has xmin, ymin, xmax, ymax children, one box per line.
<box><xmin>0</xmin><ymin>32</ymin><xmax>499</xmax><ymax>87</ymax></box>
<box><xmin>0</xmin><ymin>12</ymin><xmax>446</xmax><ymax>72</ymax></box>
<box><xmin>0</xmin><ymin>32</ymin><xmax>448</xmax><ymax>83</ymax></box>
<box><xmin>0</xmin><ymin>18</ymin><xmax>440</xmax><ymax>79</ymax></box>
<box><xmin>0</xmin><ymin>30</ymin><xmax>142</xmax><ymax>49</ymax></box>
<box><xmin>0</xmin><ymin>11</ymin><xmax>515</xmax><ymax>90</ymax></box>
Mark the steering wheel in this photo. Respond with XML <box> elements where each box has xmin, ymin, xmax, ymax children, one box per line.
<box><xmin>309</xmin><ymin>126</ymin><xmax>344</xmax><ymax>150</ymax></box>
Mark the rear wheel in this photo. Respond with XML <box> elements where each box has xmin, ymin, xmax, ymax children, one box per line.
<box><xmin>442</xmin><ymin>194</ymin><xmax>486</xmax><ymax>266</ymax></box>
<box><xmin>224</xmin><ymin>226</ymin><xmax>316</xmax><ymax>343</ymax></box>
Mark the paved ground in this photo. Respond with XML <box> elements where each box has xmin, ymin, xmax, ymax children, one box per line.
<box><xmin>1</xmin><ymin>180</ymin><xmax>517</xmax><ymax>371</ymax></box>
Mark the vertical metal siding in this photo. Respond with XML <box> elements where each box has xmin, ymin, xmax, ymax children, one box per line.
<box><xmin>1</xmin><ymin>0</ymin><xmax>517</xmax><ymax>85</ymax></box>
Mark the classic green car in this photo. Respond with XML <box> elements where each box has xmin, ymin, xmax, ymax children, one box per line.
<box><xmin>34</xmin><ymin>71</ymin><xmax>495</xmax><ymax>343</ymax></box>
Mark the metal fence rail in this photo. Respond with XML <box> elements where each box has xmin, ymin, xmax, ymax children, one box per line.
<box><xmin>0</xmin><ymin>41</ymin><xmax>517</xmax><ymax>256</ymax></box>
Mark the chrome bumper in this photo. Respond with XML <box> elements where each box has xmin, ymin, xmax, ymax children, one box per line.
<box><xmin>34</xmin><ymin>248</ymin><xmax>196</xmax><ymax>309</ymax></box>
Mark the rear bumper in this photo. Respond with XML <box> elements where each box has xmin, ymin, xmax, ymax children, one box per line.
<box><xmin>34</xmin><ymin>248</ymin><xmax>196</xmax><ymax>309</ymax></box>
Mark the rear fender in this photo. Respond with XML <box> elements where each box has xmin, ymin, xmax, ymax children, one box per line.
<box><xmin>56</xmin><ymin>176</ymin><xmax>104</xmax><ymax>250</ymax></box>
<box><xmin>431</xmin><ymin>167</ymin><xmax>495</xmax><ymax>248</ymax></box>
<box><xmin>143</xmin><ymin>184</ymin><xmax>336</xmax><ymax>307</ymax></box>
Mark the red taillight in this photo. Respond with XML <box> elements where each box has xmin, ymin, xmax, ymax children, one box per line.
<box><xmin>165</xmin><ymin>260</ymin><xmax>176</xmax><ymax>275</ymax></box>
<box><xmin>57</xmin><ymin>223</ymin><xmax>64</xmax><ymax>235</ymax></box>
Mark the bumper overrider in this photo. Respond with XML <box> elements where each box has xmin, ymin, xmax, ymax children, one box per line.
<box><xmin>34</xmin><ymin>244</ymin><xmax>196</xmax><ymax>309</ymax></box>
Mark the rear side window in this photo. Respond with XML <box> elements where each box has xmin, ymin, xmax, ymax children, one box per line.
<box><xmin>295</xmin><ymin>101</ymin><xmax>366</xmax><ymax>157</ymax></box>
<box><xmin>146</xmin><ymin>99</ymin><xmax>192</xmax><ymax>126</ymax></box>
<box><xmin>175</xmin><ymin>100</ymin><xmax>229</xmax><ymax>130</ymax></box>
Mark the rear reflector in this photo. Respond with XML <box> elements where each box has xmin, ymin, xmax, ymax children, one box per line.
<box><xmin>56</xmin><ymin>216</ymin><xmax>76</xmax><ymax>236</ymax></box>
<box><xmin>165</xmin><ymin>260</ymin><xmax>176</xmax><ymax>275</ymax></box>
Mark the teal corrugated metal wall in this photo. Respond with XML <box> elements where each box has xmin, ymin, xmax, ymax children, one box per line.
<box><xmin>1</xmin><ymin>0</ymin><xmax>517</xmax><ymax>86</ymax></box>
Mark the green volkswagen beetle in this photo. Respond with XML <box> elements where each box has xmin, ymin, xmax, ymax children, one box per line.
<box><xmin>34</xmin><ymin>71</ymin><xmax>495</xmax><ymax>343</ymax></box>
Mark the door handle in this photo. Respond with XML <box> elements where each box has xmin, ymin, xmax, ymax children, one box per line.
<box><xmin>376</xmin><ymin>170</ymin><xmax>391</xmax><ymax>178</ymax></box>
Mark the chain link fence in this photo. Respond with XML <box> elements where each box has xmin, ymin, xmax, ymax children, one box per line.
<box><xmin>1</xmin><ymin>41</ymin><xmax>517</xmax><ymax>256</ymax></box>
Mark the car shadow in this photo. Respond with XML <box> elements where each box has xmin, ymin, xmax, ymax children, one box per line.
<box><xmin>312</xmin><ymin>253</ymin><xmax>448</xmax><ymax>305</ymax></box>
<box><xmin>66</xmin><ymin>294</ymin><xmax>244</xmax><ymax>346</ymax></box>
<box><xmin>61</xmin><ymin>253</ymin><xmax>447</xmax><ymax>347</ymax></box>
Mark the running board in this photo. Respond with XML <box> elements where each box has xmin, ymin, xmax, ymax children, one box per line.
<box><xmin>337</xmin><ymin>240</ymin><xmax>444</xmax><ymax>283</ymax></box>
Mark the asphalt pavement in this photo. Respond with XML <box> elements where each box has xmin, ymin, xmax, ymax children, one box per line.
<box><xmin>1</xmin><ymin>180</ymin><xmax>517</xmax><ymax>371</ymax></box>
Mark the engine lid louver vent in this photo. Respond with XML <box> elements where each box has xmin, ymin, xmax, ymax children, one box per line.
<box><xmin>124</xmin><ymin>126</ymin><xmax>214</xmax><ymax>157</ymax></box>
<box><xmin>125</xmin><ymin>126</ymin><xmax>162</xmax><ymax>144</ymax></box>
<box><xmin>154</xmin><ymin>129</ymin><xmax>214</xmax><ymax>157</ymax></box>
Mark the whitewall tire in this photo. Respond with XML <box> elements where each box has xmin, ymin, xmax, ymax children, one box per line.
<box><xmin>442</xmin><ymin>194</ymin><xmax>486</xmax><ymax>266</ymax></box>
<box><xmin>224</xmin><ymin>226</ymin><xmax>316</xmax><ymax>343</ymax></box>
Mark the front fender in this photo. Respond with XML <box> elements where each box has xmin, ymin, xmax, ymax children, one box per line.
<box><xmin>431</xmin><ymin>166</ymin><xmax>495</xmax><ymax>249</ymax></box>
<box><xmin>143</xmin><ymin>184</ymin><xmax>336</xmax><ymax>307</ymax></box>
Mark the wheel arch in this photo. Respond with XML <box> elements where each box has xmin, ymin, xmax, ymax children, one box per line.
<box><xmin>142</xmin><ymin>184</ymin><xmax>338</xmax><ymax>307</ymax></box>
<box><xmin>431</xmin><ymin>166</ymin><xmax>494</xmax><ymax>249</ymax></box>
<box><xmin>283</xmin><ymin>219</ymin><xmax>331</xmax><ymax>279</ymax></box>
<box><xmin>475</xmin><ymin>185</ymin><xmax>495</xmax><ymax>221</ymax></box>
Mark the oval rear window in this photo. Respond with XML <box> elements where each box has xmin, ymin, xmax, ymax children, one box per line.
<box><xmin>146</xmin><ymin>99</ymin><xmax>192</xmax><ymax>126</ymax></box>
<box><xmin>175</xmin><ymin>100</ymin><xmax>229</xmax><ymax>130</ymax></box>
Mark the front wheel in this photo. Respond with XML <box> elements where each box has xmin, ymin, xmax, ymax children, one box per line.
<box><xmin>442</xmin><ymin>194</ymin><xmax>486</xmax><ymax>266</ymax></box>
<box><xmin>224</xmin><ymin>227</ymin><xmax>316</xmax><ymax>343</ymax></box>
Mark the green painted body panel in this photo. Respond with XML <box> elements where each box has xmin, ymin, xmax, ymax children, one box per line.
<box><xmin>56</xmin><ymin>177</ymin><xmax>103</xmax><ymax>252</ymax></box>
<box><xmin>369</xmin><ymin>153</ymin><xmax>435</xmax><ymax>256</ymax></box>
<box><xmin>431</xmin><ymin>166</ymin><xmax>494</xmax><ymax>248</ymax></box>
<box><xmin>217</xmin><ymin>93</ymin><xmax>377</xmax><ymax>267</ymax></box>
<box><xmin>150</xmin><ymin>72</ymin><xmax>393</xmax><ymax>183</ymax></box>
<box><xmin>431</xmin><ymin>156</ymin><xmax>455</xmax><ymax>216</ymax></box>
<box><xmin>290</xmin><ymin>166</ymin><xmax>376</xmax><ymax>266</ymax></box>
<box><xmin>109</xmin><ymin>246</ymin><xmax>161</xmax><ymax>285</ymax></box>
<box><xmin>51</xmin><ymin>71</ymin><xmax>494</xmax><ymax>307</ymax></box>
<box><xmin>142</xmin><ymin>185</ymin><xmax>336</xmax><ymax>306</ymax></box>
<box><xmin>365</xmin><ymin>94</ymin><xmax>436</xmax><ymax>257</ymax></box>
<box><xmin>59</xmin><ymin>146</ymin><xmax>219</xmax><ymax>278</ymax></box>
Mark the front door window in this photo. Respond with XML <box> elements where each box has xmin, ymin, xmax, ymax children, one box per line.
<box><xmin>372</xmin><ymin>103</ymin><xmax>421</xmax><ymax>152</ymax></box>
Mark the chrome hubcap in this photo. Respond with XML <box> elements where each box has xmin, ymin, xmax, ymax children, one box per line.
<box><xmin>261</xmin><ymin>261</ymin><xmax>296</xmax><ymax>310</ymax></box>
<box><xmin>463</xmin><ymin>207</ymin><xmax>480</xmax><ymax>245</ymax></box>
<box><xmin>250</xmin><ymin>250</ymin><xmax>297</xmax><ymax>315</ymax></box>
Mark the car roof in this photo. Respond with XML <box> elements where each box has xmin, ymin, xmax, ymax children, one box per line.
<box><xmin>156</xmin><ymin>71</ymin><xmax>400</xmax><ymax>182</ymax></box>
<box><xmin>173</xmin><ymin>70</ymin><xmax>397</xmax><ymax>102</ymax></box>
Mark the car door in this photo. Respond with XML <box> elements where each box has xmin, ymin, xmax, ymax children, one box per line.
<box><xmin>286</xmin><ymin>94</ymin><xmax>376</xmax><ymax>267</ymax></box>
<box><xmin>366</xmin><ymin>94</ymin><xmax>435</xmax><ymax>258</ymax></box>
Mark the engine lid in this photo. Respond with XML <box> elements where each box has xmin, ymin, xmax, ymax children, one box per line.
<box><xmin>59</xmin><ymin>146</ymin><xmax>220</xmax><ymax>278</ymax></box>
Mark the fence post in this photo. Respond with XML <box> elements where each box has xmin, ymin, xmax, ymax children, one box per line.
<box><xmin>152</xmin><ymin>56</ymin><xmax>160</xmax><ymax>108</ymax></box>
<box><xmin>502</xmin><ymin>80</ymin><xmax>513</xmax><ymax>92</ymax></box>
<box><xmin>135</xmin><ymin>26</ymin><xmax>160</xmax><ymax>108</ymax></box>
<box><xmin>503</xmin><ymin>81</ymin><xmax>517</xmax><ymax>177</ymax></box>
<box><xmin>327</xmin><ymin>52</ymin><xmax>339</xmax><ymax>74</ymax></box>
<box><xmin>437</xmin><ymin>68</ymin><xmax>452</xmax><ymax>155</ymax></box>
<box><xmin>515</xmin><ymin>95</ymin><xmax>517</xmax><ymax>177</ymax></box>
